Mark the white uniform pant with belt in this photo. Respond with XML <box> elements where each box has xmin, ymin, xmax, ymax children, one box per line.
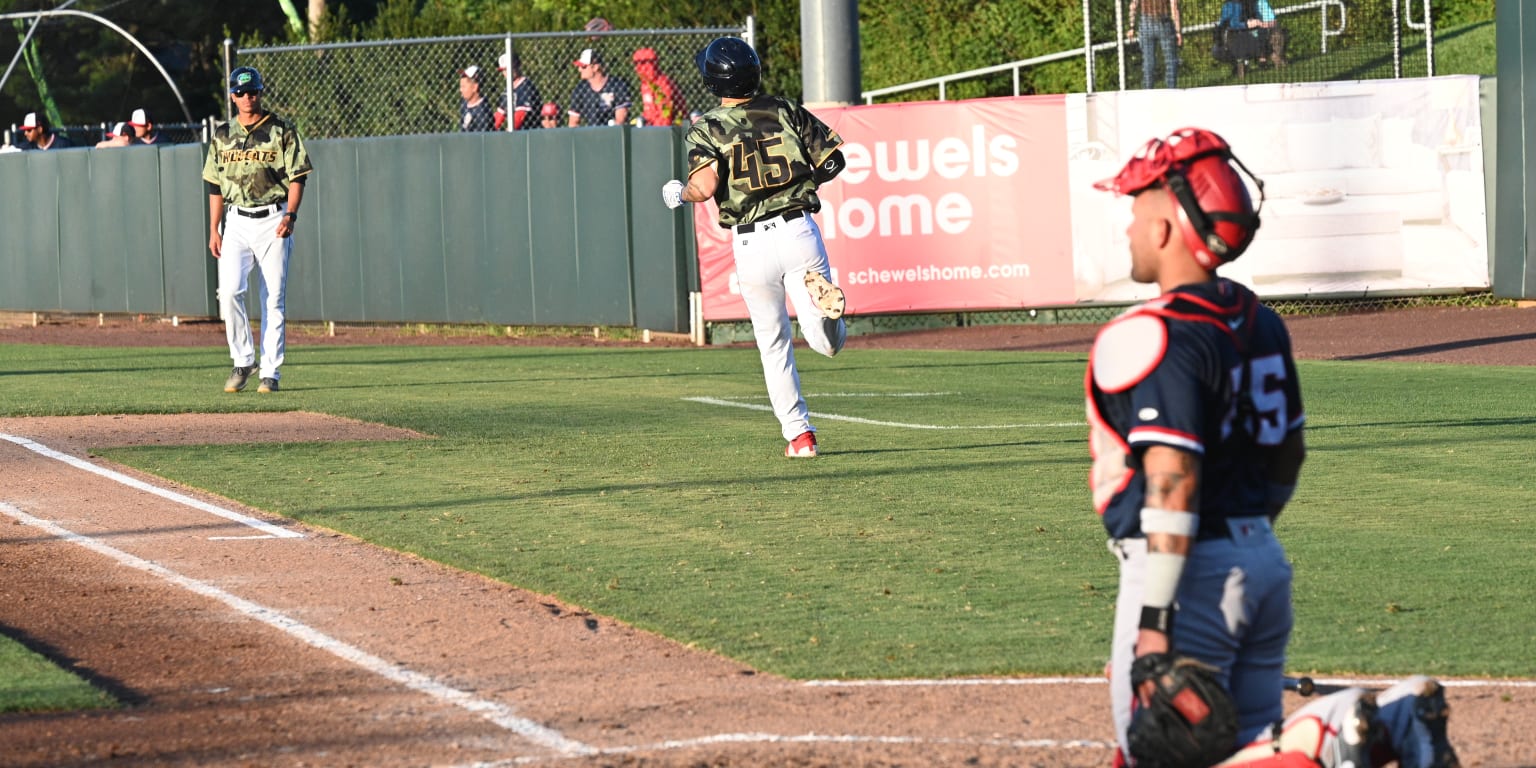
<box><xmin>218</xmin><ymin>208</ymin><xmax>292</xmax><ymax>381</ymax></box>
<box><xmin>732</xmin><ymin>212</ymin><xmax>846</xmax><ymax>441</ymax></box>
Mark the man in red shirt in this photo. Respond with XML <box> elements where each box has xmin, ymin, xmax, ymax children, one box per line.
<box><xmin>632</xmin><ymin>47</ymin><xmax>685</xmax><ymax>127</ymax></box>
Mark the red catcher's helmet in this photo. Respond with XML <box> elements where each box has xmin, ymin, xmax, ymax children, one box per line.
<box><xmin>1095</xmin><ymin>127</ymin><xmax>1265</xmax><ymax>270</ymax></box>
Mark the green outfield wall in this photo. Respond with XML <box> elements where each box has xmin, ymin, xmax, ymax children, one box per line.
<box><xmin>0</xmin><ymin>76</ymin><xmax>1525</xmax><ymax>327</ymax></box>
<box><xmin>0</xmin><ymin>126</ymin><xmax>696</xmax><ymax>333</ymax></box>
<box><xmin>1496</xmin><ymin>5</ymin><xmax>1536</xmax><ymax>299</ymax></box>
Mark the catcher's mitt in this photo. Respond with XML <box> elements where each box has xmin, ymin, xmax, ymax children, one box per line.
<box><xmin>1127</xmin><ymin>653</ymin><xmax>1238</xmax><ymax>768</ymax></box>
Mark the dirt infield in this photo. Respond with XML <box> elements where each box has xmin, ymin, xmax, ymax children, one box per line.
<box><xmin>1</xmin><ymin>305</ymin><xmax>1533</xmax><ymax>767</ymax></box>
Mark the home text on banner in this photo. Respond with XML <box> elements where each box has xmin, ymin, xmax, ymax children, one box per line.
<box><xmin>693</xmin><ymin>97</ymin><xmax>1076</xmax><ymax>321</ymax></box>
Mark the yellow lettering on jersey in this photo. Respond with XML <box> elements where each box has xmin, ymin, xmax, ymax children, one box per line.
<box><xmin>219</xmin><ymin>149</ymin><xmax>280</xmax><ymax>164</ymax></box>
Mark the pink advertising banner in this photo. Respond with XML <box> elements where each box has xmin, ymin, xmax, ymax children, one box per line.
<box><xmin>694</xmin><ymin>96</ymin><xmax>1075</xmax><ymax>321</ymax></box>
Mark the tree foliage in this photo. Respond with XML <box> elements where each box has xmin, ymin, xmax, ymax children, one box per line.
<box><xmin>0</xmin><ymin>0</ymin><xmax>1501</xmax><ymax>135</ymax></box>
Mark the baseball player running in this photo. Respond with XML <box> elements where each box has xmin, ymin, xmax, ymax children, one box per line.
<box><xmin>662</xmin><ymin>37</ymin><xmax>849</xmax><ymax>457</ymax></box>
<box><xmin>1088</xmin><ymin>127</ymin><xmax>1457</xmax><ymax>768</ymax></box>
<box><xmin>203</xmin><ymin>66</ymin><xmax>313</xmax><ymax>394</ymax></box>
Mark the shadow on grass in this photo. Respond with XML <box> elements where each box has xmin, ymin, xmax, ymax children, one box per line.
<box><xmin>1337</xmin><ymin>331</ymin><xmax>1536</xmax><ymax>361</ymax></box>
<box><xmin>294</xmin><ymin>447</ymin><xmax>1084</xmax><ymax>519</ymax></box>
<box><xmin>0</xmin><ymin>624</ymin><xmax>129</xmax><ymax>709</ymax></box>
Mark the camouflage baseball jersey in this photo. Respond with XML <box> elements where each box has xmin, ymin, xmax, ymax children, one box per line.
<box><xmin>201</xmin><ymin>111</ymin><xmax>313</xmax><ymax>207</ymax></box>
<box><xmin>684</xmin><ymin>94</ymin><xmax>843</xmax><ymax>228</ymax></box>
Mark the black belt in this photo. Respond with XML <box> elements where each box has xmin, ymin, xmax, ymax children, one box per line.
<box><xmin>1196</xmin><ymin>516</ymin><xmax>1268</xmax><ymax>541</ymax></box>
<box><xmin>235</xmin><ymin>203</ymin><xmax>283</xmax><ymax>219</ymax></box>
<box><xmin>1196</xmin><ymin>527</ymin><xmax>1230</xmax><ymax>542</ymax></box>
<box><xmin>735</xmin><ymin>209</ymin><xmax>805</xmax><ymax>234</ymax></box>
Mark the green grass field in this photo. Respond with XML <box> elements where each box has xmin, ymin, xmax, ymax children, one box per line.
<box><xmin>2</xmin><ymin>340</ymin><xmax>1532</xmax><ymax>706</ymax></box>
<box><xmin>0</xmin><ymin>638</ymin><xmax>117</xmax><ymax>714</ymax></box>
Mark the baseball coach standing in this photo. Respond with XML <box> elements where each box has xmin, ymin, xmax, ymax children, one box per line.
<box><xmin>204</xmin><ymin>66</ymin><xmax>314</xmax><ymax>394</ymax></box>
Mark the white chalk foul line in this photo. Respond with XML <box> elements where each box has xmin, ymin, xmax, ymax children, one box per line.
<box><xmin>455</xmin><ymin>732</ymin><xmax>1112</xmax><ymax>767</ymax></box>
<box><xmin>805</xmin><ymin>676</ymin><xmax>1105</xmax><ymax>687</ymax></box>
<box><xmin>683</xmin><ymin>397</ymin><xmax>1080</xmax><ymax>430</ymax></box>
<box><xmin>713</xmin><ymin>392</ymin><xmax>961</xmax><ymax>399</ymax></box>
<box><xmin>0</xmin><ymin>501</ymin><xmax>593</xmax><ymax>758</ymax></box>
<box><xmin>803</xmin><ymin>676</ymin><xmax>1536</xmax><ymax>690</ymax></box>
<box><xmin>0</xmin><ymin>432</ymin><xmax>302</xmax><ymax>539</ymax></box>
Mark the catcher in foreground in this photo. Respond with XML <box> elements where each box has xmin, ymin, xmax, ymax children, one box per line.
<box><xmin>1088</xmin><ymin>127</ymin><xmax>1459</xmax><ymax>768</ymax></box>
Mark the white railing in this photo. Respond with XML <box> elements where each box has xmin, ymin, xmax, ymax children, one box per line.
<box><xmin>861</xmin><ymin>0</ymin><xmax>1405</xmax><ymax>104</ymax></box>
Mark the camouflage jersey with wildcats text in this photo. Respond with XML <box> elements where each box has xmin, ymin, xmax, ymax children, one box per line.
<box><xmin>684</xmin><ymin>94</ymin><xmax>843</xmax><ymax>228</ymax></box>
<box><xmin>201</xmin><ymin>111</ymin><xmax>314</xmax><ymax>208</ymax></box>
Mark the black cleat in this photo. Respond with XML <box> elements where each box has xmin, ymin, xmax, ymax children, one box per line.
<box><xmin>224</xmin><ymin>366</ymin><xmax>254</xmax><ymax>393</ymax></box>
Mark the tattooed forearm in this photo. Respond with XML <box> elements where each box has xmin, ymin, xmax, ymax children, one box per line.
<box><xmin>1142</xmin><ymin>446</ymin><xmax>1200</xmax><ymax>512</ymax></box>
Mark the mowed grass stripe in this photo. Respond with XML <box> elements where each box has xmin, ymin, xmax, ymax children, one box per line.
<box><xmin>1</xmin><ymin>343</ymin><xmax>1531</xmax><ymax>680</ymax></box>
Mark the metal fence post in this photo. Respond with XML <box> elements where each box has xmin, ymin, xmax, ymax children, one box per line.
<box><xmin>1082</xmin><ymin>0</ymin><xmax>1094</xmax><ymax>94</ymax></box>
<box><xmin>223</xmin><ymin>38</ymin><xmax>234</xmax><ymax>124</ymax></box>
<box><xmin>1422</xmin><ymin>0</ymin><xmax>1434</xmax><ymax>76</ymax></box>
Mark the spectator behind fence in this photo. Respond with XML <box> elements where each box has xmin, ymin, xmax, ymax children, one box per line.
<box><xmin>17</xmin><ymin>112</ymin><xmax>73</xmax><ymax>150</ymax></box>
<box><xmin>458</xmin><ymin>65</ymin><xmax>496</xmax><ymax>132</ymax></box>
<box><xmin>1127</xmin><ymin>0</ymin><xmax>1182</xmax><ymax>90</ymax></box>
<box><xmin>584</xmin><ymin>17</ymin><xmax>612</xmax><ymax>40</ymax></box>
<box><xmin>130</xmin><ymin>108</ymin><xmax>164</xmax><ymax>145</ymax></box>
<box><xmin>1252</xmin><ymin>0</ymin><xmax>1287</xmax><ymax>67</ymax></box>
<box><xmin>95</xmin><ymin>122</ymin><xmax>134</xmax><ymax>148</ymax></box>
<box><xmin>495</xmin><ymin>51</ymin><xmax>543</xmax><ymax>130</ymax></box>
<box><xmin>539</xmin><ymin>101</ymin><xmax>562</xmax><ymax>129</ymax></box>
<box><xmin>632</xmin><ymin>47</ymin><xmax>685</xmax><ymax>126</ymax></box>
<box><xmin>568</xmin><ymin>48</ymin><xmax>632</xmax><ymax>127</ymax></box>
<box><xmin>1214</xmin><ymin>0</ymin><xmax>1266</xmax><ymax>77</ymax></box>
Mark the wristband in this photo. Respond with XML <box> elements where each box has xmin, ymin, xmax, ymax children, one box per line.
<box><xmin>283</xmin><ymin>211</ymin><xmax>297</xmax><ymax>222</ymax></box>
<box><xmin>1141</xmin><ymin>507</ymin><xmax>1198</xmax><ymax>537</ymax></box>
<box><xmin>1139</xmin><ymin>605</ymin><xmax>1174</xmax><ymax>634</ymax></box>
<box><xmin>1142</xmin><ymin>550</ymin><xmax>1186</xmax><ymax>609</ymax></box>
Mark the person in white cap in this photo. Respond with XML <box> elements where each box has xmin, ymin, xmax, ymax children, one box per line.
<box><xmin>494</xmin><ymin>51</ymin><xmax>542</xmax><ymax>131</ymax></box>
<box><xmin>128</xmin><ymin>108</ymin><xmax>163</xmax><ymax>145</ymax></box>
<box><xmin>458</xmin><ymin>65</ymin><xmax>495</xmax><ymax>132</ymax></box>
<box><xmin>17</xmin><ymin>112</ymin><xmax>72</xmax><ymax>150</ymax></box>
<box><xmin>568</xmin><ymin>48</ymin><xmax>631</xmax><ymax>127</ymax></box>
<box><xmin>94</xmin><ymin>122</ymin><xmax>134</xmax><ymax>148</ymax></box>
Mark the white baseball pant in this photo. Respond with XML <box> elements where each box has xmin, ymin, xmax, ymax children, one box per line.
<box><xmin>732</xmin><ymin>212</ymin><xmax>846</xmax><ymax>441</ymax></box>
<box><xmin>218</xmin><ymin>205</ymin><xmax>292</xmax><ymax>382</ymax></box>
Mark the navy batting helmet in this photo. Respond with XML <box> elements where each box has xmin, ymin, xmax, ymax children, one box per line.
<box><xmin>696</xmin><ymin>37</ymin><xmax>760</xmax><ymax>99</ymax></box>
<box><xmin>1095</xmin><ymin>127</ymin><xmax>1265</xmax><ymax>269</ymax></box>
<box><xmin>229</xmin><ymin>66</ymin><xmax>265</xmax><ymax>94</ymax></box>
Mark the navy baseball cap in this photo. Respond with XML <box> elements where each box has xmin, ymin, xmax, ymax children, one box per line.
<box><xmin>229</xmin><ymin>66</ymin><xmax>265</xmax><ymax>93</ymax></box>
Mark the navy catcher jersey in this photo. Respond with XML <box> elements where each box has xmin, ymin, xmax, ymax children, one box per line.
<box><xmin>684</xmin><ymin>94</ymin><xmax>844</xmax><ymax>228</ymax></box>
<box><xmin>1086</xmin><ymin>278</ymin><xmax>1304</xmax><ymax>540</ymax></box>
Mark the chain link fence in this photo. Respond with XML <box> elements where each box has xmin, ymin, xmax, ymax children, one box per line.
<box><xmin>867</xmin><ymin>0</ymin><xmax>1441</xmax><ymax>103</ymax></box>
<box><xmin>235</xmin><ymin>23</ymin><xmax>749</xmax><ymax>140</ymax></box>
<box><xmin>4</xmin><ymin>120</ymin><xmax>207</xmax><ymax>149</ymax></box>
<box><xmin>1097</xmin><ymin>0</ymin><xmax>1438</xmax><ymax>92</ymax></box>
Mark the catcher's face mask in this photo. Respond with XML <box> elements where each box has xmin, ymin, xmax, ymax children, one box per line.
<box><xmin>1096</xmin><ymin>127</ymin><xmax>1266</xmax><ymax>270</ymax></box>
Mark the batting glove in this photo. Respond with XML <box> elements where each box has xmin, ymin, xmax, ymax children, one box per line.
<box><xmin>661</xmin><ymin>179</ymin><xmax>685</xmax><ymax>209</ymax></box>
